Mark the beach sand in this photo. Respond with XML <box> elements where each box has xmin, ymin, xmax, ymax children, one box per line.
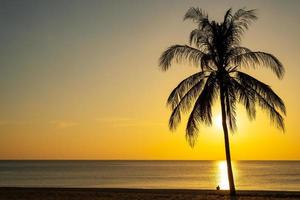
<box><xmin>1</xmin><ymin>188</ymin><xmax>300</xmax><ymax>200</ymax></box>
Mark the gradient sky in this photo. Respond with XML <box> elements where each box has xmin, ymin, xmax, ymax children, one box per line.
<box><xmin>0</xmin><ymin>0</ymin><xmax>299</xmax><ymax>160</ymax></box>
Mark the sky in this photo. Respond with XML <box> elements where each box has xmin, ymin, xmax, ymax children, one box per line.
<box><xmin>0</xmin><ymin>0</ymin><xmax>299</xmax><ymax>160</ymax></box>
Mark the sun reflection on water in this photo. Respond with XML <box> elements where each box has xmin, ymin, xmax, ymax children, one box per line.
<box><xmin>218</xmin><ymin>161</ymin><xmax>229</xmax><ymax>190</ymax></box>
<box><xmin>217</xmin><ymin>160</ymin><xmax>237</xmax><ymax>190</ymax></box>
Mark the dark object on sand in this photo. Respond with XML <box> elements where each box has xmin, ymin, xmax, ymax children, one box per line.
<box><xmin>216</xmin><ymin>185</ymin><xmax>220</xmax><ymax>190</ymax></box>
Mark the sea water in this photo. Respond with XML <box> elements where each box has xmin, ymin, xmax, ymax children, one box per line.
<box><xmin>0</xmin><ymin>160</ymin><xmax>299</xmax><ymax>191</ymax></box>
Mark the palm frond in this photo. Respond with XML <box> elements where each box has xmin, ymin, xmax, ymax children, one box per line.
<box><xmin>223</xmin><ymin>8</ymin><xmax>233</xmax><ymax>25</ymax></box>
<box><xmin>226</xmin><ymin>46</ymin><xmax>252</xmax><ymax>58</ymax></box>
<box><xmin>233</xmin><ymin>9</ymin><xmax>257</xmax><ymax>20</ymax></box>
<box><xmin>226</xmin><ymin>47</ymin><xmax>252</xmax><ymax>71</ymax></box>
<box><xmin>186</xmin><ymin>73</ymin><xmax>218</xmax><ymax>146</ymax></box>
<box><xmin>256</xmin><ymin>92</ymin><xmax>285</xmax><ymax>131</ymax></box>
<box><xmin>232</xmin><ymin>9</ymin><xmax>257</xmax><ymax>34</ymax></box>
<box><xmin>167</xmin><ymin>72</ymin><xmax>206</xmax><ymax>109</ymax></box>
<box><xmin>234</xmin><ymin>72</ymin><xmax>285</xmax><ymax>131</ymax></box>
<box><xmin>231</xmin><ymin>78</ymin><xmax>256</xmax><ymax>120</ymax></box>
<box><xmin>200</xmin><ymin>54</ymin><xmax>216</xmax><ymax>71</ymax></box>
<box><xmin>184</xmin><ymin>7</ymin><xmax>210</xmax><ymax>30</ymax></box>
<box><xmin>231</xmin><ymin>51</ymin><xmax>285</xmax><ymax>79</ymax></box>
<box><xmin>189</xmin><ymin>29</ymin><xmax>212</xmax><ymax>52</ymax></box>
<box><xmin>159</xmin><ymin>45</ymin><xmax>206</xmax><ymax>71</ymax></box>
<box><xmin>236</xmin><ymin>71</ymin><xmax>286</xmax><ymax>115</ymax></box>
<box><xmin>223</xmin><ymin>9</ymin><xmax>257</xmax><ymax>46</ymax></box>
<box><xmin>169</xmin><ymin>78</ymin><xmax>206</xmax><ymax>131</ymax></box>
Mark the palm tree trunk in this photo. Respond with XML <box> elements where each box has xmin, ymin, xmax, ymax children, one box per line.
<box><xmin>220</xmin><ymin>86</ymin><xmax>236</xmax><ymax>196</ymax></box>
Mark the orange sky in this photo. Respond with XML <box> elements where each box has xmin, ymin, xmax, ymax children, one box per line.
<box><xmin>0</xmin><ymin>0</ymin><xmax>299</xmax><ymax>160</ymax></box>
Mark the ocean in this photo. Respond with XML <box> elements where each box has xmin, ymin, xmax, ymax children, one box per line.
<box><xmin>0</xmin><ymin>160</ymin><xmax>299</xmax><ymax>191</ymax></box>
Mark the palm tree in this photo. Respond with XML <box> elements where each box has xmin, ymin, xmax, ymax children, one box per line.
<box><xmin>159</xmin><ymin>8</ymin><xmax>286</xmax><ymax>196</ymax></box>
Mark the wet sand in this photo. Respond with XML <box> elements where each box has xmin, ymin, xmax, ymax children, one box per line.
<box><xmin>1</xmin><ymin>187</ymin><xmax>300</xmax><ymax>200</ymax></box>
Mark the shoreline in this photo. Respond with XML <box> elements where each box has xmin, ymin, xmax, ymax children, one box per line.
<box><xmin>1</xmin><ymin>187</ymin><xmax>300</xmax><ymax>200</ymax></box>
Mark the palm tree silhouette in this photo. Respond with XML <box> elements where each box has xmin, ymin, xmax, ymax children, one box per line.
<box><xmin>159</xmin><ymin>8</ymin><xmax>286</xmax><ymax>196</ymax></box>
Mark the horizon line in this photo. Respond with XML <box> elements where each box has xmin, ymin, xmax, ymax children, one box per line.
<box><xmin>0</xmin><ymin>159</ymin><xmax>299</xmax><ymax>161</ymax></box>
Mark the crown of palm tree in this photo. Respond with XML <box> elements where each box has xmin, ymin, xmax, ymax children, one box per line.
<box><xmin>159</xmin><ymin>8</ymin><xmax>286</xmax><ymax>147</ymax></box>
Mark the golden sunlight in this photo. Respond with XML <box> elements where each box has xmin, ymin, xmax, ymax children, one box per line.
<box><xmin>214</xmin><ymin>113</ymin><xmax>223</xmax><ymax>130</ymax></box>
<box><xmin>217</xmin><ymin>161</ymin><xmax>229</xmax><ymax>190</ymax></box>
